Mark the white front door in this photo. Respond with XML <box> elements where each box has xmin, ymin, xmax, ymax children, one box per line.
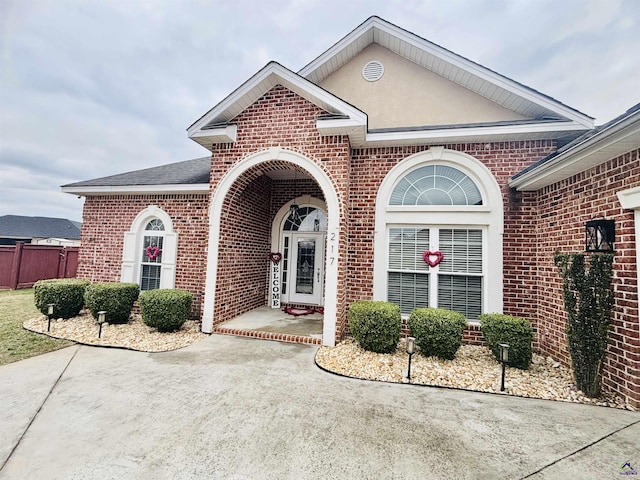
<box><xmin>289</xmin><ymin>232</ymin><xmax>324</xmax><ymax>305</ymax></box>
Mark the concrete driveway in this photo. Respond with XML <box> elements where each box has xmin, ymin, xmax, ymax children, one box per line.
<box><xmin>0</xmin><ymin>335</ymin><xmax>638</xmax><ymax>479</ymax></box>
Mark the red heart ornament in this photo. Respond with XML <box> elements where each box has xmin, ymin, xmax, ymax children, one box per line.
<box><xmin>422</xmin><ymin>250</ymin><xmax>443</xmax><ymax>267</ymax></box>
<box><xmin>269</xmin><ymin>252</ymin><xmax>282</xmax><ymax>264</ymax></box>
<box><xmin>145</xmin><ymin>245</ymin><xmax>160</xmax><ymax>261</ymax></box>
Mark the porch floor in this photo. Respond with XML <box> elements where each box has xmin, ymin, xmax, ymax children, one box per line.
<box><xmin>213</xmin><ymin>306</ymin><xmax>323</xmax><ymax>345</ymax></box>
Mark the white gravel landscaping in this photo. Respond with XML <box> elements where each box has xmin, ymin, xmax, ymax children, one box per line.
<box><xmin>316</xmin><ymin>338</ymin><xmax>636</xmax><ymax>410</ymax></box>
<box><xmin>24</xmin><ymin>310</ymin><xmax>206</xmax><ymax>352</ymax></box>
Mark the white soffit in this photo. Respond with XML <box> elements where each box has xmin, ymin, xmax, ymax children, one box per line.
<box><xmin>187</xmin><ymin>62</ymin><xmax>367</xmax><ymax>149</ymax></box>
<box><xmin>509</xmin><ymin>110</ymin><xmax>640</xmax><ymax>191</ymax></box>
<box><xmin>298</xmin><ymin>16</ymin><xmax>593</xmax><ymax>128</ymax></box>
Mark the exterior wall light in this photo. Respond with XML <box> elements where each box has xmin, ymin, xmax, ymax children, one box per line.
<box><xmin>47</xmin><ymin>303</ymin><xmax>55</xmax><ymax>332</ymax></box>
<box><xmin>499</xmin><ymin>343</ymin><xmax>510</xmax><ymax>392</ymax></box>
<box><xmin>97</xmin><ymin>311</ymin><xmax>107</xmax><ymax>338</ymax></box>
<box><xmin>404</xmin><ymin>337</ymin><xmax>416</xmax><ymax>383</ymax></box>
<box><xmin>585</xmin><ymin>219</ymin><xmax>615</xmax><ymax>253</ymax></box>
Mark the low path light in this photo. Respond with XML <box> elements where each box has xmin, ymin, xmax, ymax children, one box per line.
<box><xmin>404</xmin><ymin>337</ymin><xmax>416</xmax><ymax>383</ymax></box>
<box><xmin>97</xmin><ymin>311</ymin><xmax>107</xmax><ymax>339</ymax></box>
<box><xmin>499</xmin><ymin>343</ymin><xmax>510</xmax><ymax>392</ymax></box>
<box><xmin>47</xmin><ymin>304</ymin><xmax>55</xmax><ymax>332</ymax></box>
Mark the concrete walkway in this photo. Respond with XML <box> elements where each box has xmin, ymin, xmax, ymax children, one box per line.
<box><xmin>0</xmin><ymin>335</ymin><xmax>638</xmax><ymax>479</ymax></box>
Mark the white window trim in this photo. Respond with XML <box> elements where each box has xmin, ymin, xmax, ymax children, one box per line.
<box><xmin>617</xmin><ymin>186</ymin><xmax>640</xmax><ymax>330</ymax></box>
<box><xmin>373</xmin><ymin>147</ymin><xmax>503</xmax><ymax>320</ymax></box>
<box><xmin>121</xmin><ymin>205</ymin><xmax>177</xmax><ymax>289</ymax></box>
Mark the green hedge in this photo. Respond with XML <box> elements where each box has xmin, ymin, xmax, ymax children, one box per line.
<box><xmin>139</xmin><ymin>289</ymin><xmax>192</xmax><ymax>332</ymax></box>
<box><xmin>479</xmin><ymin>314</ymin><xmax>533</xmax><ymax>370</ymax></box>
<box><xmin>34</xmin><ymin>278</ymin><xmax>90</xmax><ymax>319</ymax></box>
<box><xmin>84</xmin><ymin>282</ymin><xmax>139</xmax><ymax>324</ymax></box>
<box><xmin>409</xmin><ymin>308</ymin><xmax>467</xmax><ymax>360</ymax></box>
<box><xmin>348</xmin><ymin>301</ymin><xmax>401</xmax><ymax>353</ymax></box>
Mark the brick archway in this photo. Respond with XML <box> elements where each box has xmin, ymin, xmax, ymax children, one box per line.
<box><xmin>202</xmin><ymin>147</ymin><xmax>341</xmax><ymax>346</ymax></box>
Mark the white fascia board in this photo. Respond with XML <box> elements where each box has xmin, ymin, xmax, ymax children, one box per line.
<box><xmin>510</xmin><ymin>113</ymin><xmax>640</xmax><ymax>191</ymax></box>
<box><xmin>61</xmin><ymin>184</ymin><xmax>209</xmax><ymax>196</ymax></box>
<box><xmin>316</xmin><ymin>117</ymin><xmax>366</xmax><ymax>137</ymax></box>
<box><xmin>188</xmin><ymin>62</ymin><xmax>366</xmax><ymax>142</ymax></box>
<box><xmin>374</xmin><ymin>22</ymin><xmax>594</xmax><ymax>128</ymax></box>
<box><xmin>617</xmin><ymin>186</ymin><xmax>640</xmax><ymax>210</ymax></box>
<box><xmin>190</xmin><ymin>124</ymin><xmax>237</xmax><ymax>143</ymax></box>
<box><xmin>364</xmin><ymin>121</ymin><xmax>586</xmax><ymax>146</ymax></box>
<box><xmin>300</xmin><ymin>17</ymin><xmax>593</xmax><ymax>128</ymax></box>
<box><xmin>298</xmin><ymin>17</ymin><xmax>376</xmax><ymax>78</ymax></box>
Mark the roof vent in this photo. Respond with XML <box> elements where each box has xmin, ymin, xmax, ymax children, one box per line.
<box><xmin>362</xmin><ymin>61</ymin><xmax>384</xmax><ymax>82</ymax></box>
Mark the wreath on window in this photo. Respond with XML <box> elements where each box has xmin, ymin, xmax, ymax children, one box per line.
<box><xmin>145</xmin><ymin>245</ymin><xmax>161</xmax><ymax>261</ymax></box>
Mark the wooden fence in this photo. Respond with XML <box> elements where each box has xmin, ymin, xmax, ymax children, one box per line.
<box><xmin>0</xmin><ymin>242</ymin><xmax>79</xmax><ymax>289</ymax></box>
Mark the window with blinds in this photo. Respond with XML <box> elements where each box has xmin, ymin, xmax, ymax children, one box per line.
<box><xmin>387</xmin><ymin>227</ymin><xmax>483</xmax><ymax>319</ymax></box>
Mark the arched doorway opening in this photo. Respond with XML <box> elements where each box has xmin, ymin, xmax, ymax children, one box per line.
<box><xmin>202</xmin><ymin>147</ymin><xmax>340</xmax><ymax>346</ymax></box>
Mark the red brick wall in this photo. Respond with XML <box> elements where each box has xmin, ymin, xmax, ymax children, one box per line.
<box><xmin>535</xmin><ymin>149</ymin><xmax>640</xmax><ymax>406</ymax></box>
<box><xmin>348</xmin><ymin>141</ymin><xmax>556</xmax><ymax>327</ymax></box>
<box><xmin>78</xmin><ymin>194</ymin><xmax>209</xmax><ymax>315</ymax></box>
<box><xmin>215</xmin><ymin>175</ymin><xmax>272</xmax><ymax>323</ymax></box>
<box><xmin>208</xmin><ymin>85</ymin><xmax>352</xmax><ymax>332</ymax></box>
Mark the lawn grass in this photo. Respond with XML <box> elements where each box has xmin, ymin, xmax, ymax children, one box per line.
<box><xmin>0</xmin><ymin>288</ymin><xmax>73</xmax><ymax>366</ymax></box>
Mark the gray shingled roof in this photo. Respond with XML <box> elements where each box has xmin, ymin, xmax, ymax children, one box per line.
<box><xmin>511</xmin><ymin>103</ymin><xmax>640</xmax><ymax>181</ymax></box>
<box><xmin>0</xmin><ymin>215</ymin><xmax>81</xmax><ymax>240</ymax></box>
<box><xmin>62</xmin><ymin>157</ymin><xmax>210</xmax><ymax>188</ymax></box>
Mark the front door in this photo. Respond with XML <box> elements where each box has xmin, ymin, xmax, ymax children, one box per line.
<box><xmin>289</xmin><ymin>232</ymin><xmax>324</xmax><ymax>305</ymax></box>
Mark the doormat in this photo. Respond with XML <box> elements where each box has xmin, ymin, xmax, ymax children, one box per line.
<box><xmin>284</xmin><ymin>306</ymin><xmax>315</xmax><ymax>316</ymax></box>
<box><xmin>283</xmin><ymin>306</ymin><xmax>324</xmax><ymax>316</ymax></box>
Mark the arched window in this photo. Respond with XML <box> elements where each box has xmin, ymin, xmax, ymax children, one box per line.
<box><xmin>373</xmin><ymin>147</ymin><xmax>504</xmax><ymax>321</ymax></box>
<box><xmin>283</xmin><ymin>207</ymin><xmax>327</xmax><ymax>231</ymax></box>
<box><xmin>140</xmin><ymin>219</ymin><xmax>165</xmax><ymax>290</ymax></box>
<box><xmin>390</xmin><ymin>165</ymin><xmax>482</xmax><ymax>206</ymax></box>
<box><xmin>121</xmin><ymin>205</ymin><xmax>177</xmax><ymax>290</ymax></box>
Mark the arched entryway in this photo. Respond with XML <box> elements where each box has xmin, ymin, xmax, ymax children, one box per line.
<box><xmin>202</xmin><ymin>147</ymin><xmax>340</xmax><ymax>346</ymax></box>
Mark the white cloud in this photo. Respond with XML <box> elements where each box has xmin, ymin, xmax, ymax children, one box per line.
<box><xmin>1</xmin><ymin>0</ymin><xmax>638</xmax><ymax>222</ymax></box>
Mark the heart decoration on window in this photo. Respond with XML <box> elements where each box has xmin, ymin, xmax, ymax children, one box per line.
<box><xmin>422</xmin><ymin>250</ymin><xmax>444</xmax><ymax>267</ymax></box>
<box><xmin>269</xmin><ymin>252</ymin><xmax>282</xmax><ymax>264</ymax></box>
<box><xmin>145</xmin><ymin>245</ymin><xmax>161</xmax><ymax>261</ymax></box>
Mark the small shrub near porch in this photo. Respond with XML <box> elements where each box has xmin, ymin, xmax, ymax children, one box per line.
<box><xmin>139</xmin><ymin>289</ymin><xmax>193</xmax><ymax>332</ymax></box>
<box><xmin>409</xmin><ymin>308</ymin><xmax>466</xmax><ymax>360</ymax></box>
<box><xmin>348</xmin><ymin>301</ymin><xmax>401</xmax><ymax>354</ymax></box>
<box><xmin>84</xmin><ymin>282</ymin><xmax>139</xmax><ymax>324</ymax></box>
<box><xmin>479</xmin><ymin>314</ymin><xmax>533</xmax><ymax>370</ymax></box>
<box><xmin>34</xmin><ymin>278</ymin><xmax>90</xmax><ymax>319</ymax></box>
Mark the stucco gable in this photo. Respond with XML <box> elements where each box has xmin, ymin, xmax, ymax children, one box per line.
<box><xmin>320</xmin><ymin>43</ymin><xmax>529</xmax><ymax>130</ymax></box>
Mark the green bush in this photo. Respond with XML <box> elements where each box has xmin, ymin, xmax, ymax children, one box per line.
<box><xmin>139</xmin><ymin>289</ymin><xmax>193</xmax><ymax>332</ymax></box>
<box><xmin>34</xmin><ymin>278</ymin><xmax>90</xmax><ymax>319</ymax></box>
<box><xmin>84</xmin><ymin>282</ymin><xmax>139</xmax><ymax>324</ymax></box>
<box><xmin>554</xmin><ymin>253</ymin><xmax>614</xmax><ymax>397</ymax></box>
<box><xmin>479</xmin><ymin>314</ymin><xmax>533</xmax><ymax>370</ymax></box>
<box><xmin>409</xmin><ymin>308</ymin><xmax>466</xmax><ymax>360</ymax></box>
<box><xmin>348</xmin><ymin>301</ymin><xmax>401</xmax><ymax>354</ymax></box>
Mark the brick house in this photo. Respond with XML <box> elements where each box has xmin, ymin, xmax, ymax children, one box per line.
<box><xmin>62</xmin><ymin>17</ymin><xmax>639</xmax><ymax>406</ymax></box>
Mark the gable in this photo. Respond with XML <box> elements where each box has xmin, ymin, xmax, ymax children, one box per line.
<box><xmin>319</xmin><ymin>44</ymin><xmax>528</xmax><ymax>130</ymax></box>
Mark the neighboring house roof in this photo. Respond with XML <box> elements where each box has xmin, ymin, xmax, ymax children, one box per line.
<box><xmin>509</xmin><ymin>103</ymin><xmax>640</xmax><ymax>191</ymax></box>
<box><xmin>0</xmin><ymin>215</ymin><xmax>81</xmax><ymax>240</ymax></box>
<box><xmin>61</xmin><ymin>157</ymin><xmax>211</xmax><ymax>195</ymax></box>
<box><xmin>188</xmin><ymin>16</ymin><xmax>593</xmax><ymax>150</ymax></box>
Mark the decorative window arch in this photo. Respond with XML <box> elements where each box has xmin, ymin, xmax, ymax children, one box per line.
<box><xmin>121</xmin><ymin>205</ymin><xmax>178</xmax><ymax>289</ymax></box>
<box><xmin>373</xmin><ymin>147</ymin><xmax>504</xmax><ymax>321</ymax></box>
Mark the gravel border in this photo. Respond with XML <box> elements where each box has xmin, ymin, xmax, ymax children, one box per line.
<box><xmin>24</xmin><ymin>310</ymin><xmax>206</xmax><ymax>353</ymax></box>
<box><xmin>315</xmin><ymin>339</ymin><xmax>636</xmax><ymax>410</ymax></box>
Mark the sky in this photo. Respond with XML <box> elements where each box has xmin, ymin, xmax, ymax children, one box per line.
<box><xmin>1</xmin><ymin>0</ymin><xmax>639</xmax><ymax>223</ymax></box>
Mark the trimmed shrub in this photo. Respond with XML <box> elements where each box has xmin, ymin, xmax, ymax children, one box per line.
<box><xmin>139</xmin><ymin>289</ymin><xmax>192</xmax><ymax>332</ymax></box>
<box><xmin>84</xmin><ymin>282</ymin><xmax>139</xmax><ymax>324</ymax></box>
<box><xmin>479</xmin><ymin>314</ymin><xmax>533</xmax><ymax>370</ymax></box>
<box><xmin>34</xmin><ymin>278</ymin><xmax>90</xmax><ymax>319</ymax></box>
<box><xmin>409</xmin><ymin>308</ymin><xmax>466</xmax><ymax>360</ymax></box>
<box><xmin>348</xmin><ymin>301</ymin><xmax>401</xmax><ymax>354</ymax></box>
